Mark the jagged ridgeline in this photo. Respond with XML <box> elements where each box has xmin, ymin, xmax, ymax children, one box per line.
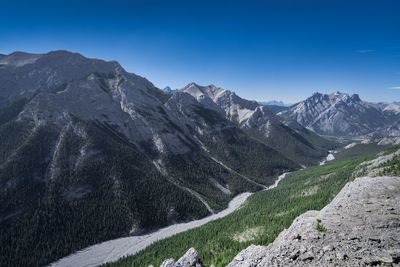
<box><xmin>0</xmin><ymin>51</ymin><xmax>332</xmax><ymax>266</ymax></box>
<box><xmin>279</xmin><ymin>92</ymin><xmax>400</xmax><ymax>140</ymax></box>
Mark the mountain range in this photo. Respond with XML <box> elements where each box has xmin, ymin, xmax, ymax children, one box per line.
<box><xmin>0</xmin><ymin>51</ymin><xmax>334</xmax><ymax>266</ymax></box>
<box><xmin>0</xmin><ymin>50</ymin><xmax>398</xmax><ymax>266</ymax></box>
<box><xmin>279</xmin><ymin>91</ymin><xmax>400</xmax><ymax>140</ymax></box>
<box><xmin>163</xmin><ymin>86</ymin><xmax>178</xmax><ymax>93</ymax></box>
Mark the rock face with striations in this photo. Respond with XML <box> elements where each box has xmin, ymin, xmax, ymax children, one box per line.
<box><xmin>181</xmin><ymin>83</ymin><xmax>336</xmax><ymax>166</ymax></box>
<box><xmin>279</xmin><ymin>91</ymin><xmax>399</xmax><ymax>138</ymax></box>
<box><xmin>227</xmin><ymin>176</ymin><xmax>400</xmax><ymax>266</ymax></box>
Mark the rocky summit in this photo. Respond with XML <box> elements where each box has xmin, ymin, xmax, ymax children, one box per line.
<box><xmin>181</xmin><ymin>83</ymin><xmax>336</xmax><ymax>166</ymax></box>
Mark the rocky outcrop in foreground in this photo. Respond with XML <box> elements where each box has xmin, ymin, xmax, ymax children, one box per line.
<box><xmin>227</xmin><ymin>176</ymin><xmax>400</xmax><ymax>266</ymax></box>
<box><xmin>159</xmin><ymin>176</ymin><xmax>400</xmax><ymax>266</ymax></box>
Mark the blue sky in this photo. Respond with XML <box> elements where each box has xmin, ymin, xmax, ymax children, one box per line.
<box><xmin>1</xmin><ymin>0</ymin><xmax>400</xmax><ymax>103</ymax></box>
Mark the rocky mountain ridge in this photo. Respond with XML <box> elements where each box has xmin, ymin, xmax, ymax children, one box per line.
<box><xmin>181</xmin><ymin>83</ymin><xmax>336</xmax><ymax>166</ymax></box>
<box><xmin>279</xmin><ymin>91</ymin><xmax>400</xmax><ymax>139</ymax></box>
<box><xmin>0</xmin><ymin>50</ymin><xmax>327</xmax><ymax>266</ymax></box>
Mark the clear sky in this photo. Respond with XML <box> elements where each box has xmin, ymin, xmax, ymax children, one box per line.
<box><xmin>1</xmin><ymin>0</ymin><xmax>400</xmax><ymax>103</ymax></box>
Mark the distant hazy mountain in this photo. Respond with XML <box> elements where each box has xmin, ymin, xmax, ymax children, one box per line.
<box><xmin>259</xmin><ymin>100</ymin><xmax>290</xmax><ymax>107</ymax></box>
<box><xmin>383</xmin><ymin>102</ymin><xmax>400</xmax><ymax>113</ymax></box>
<box><xmin>258</xmin><ymin>101</ymin><xmax>290</xmax><ymax>114</ymax></box>
<box><xmin>163</xmin><ymin>86</ymin><xmax>177</xmax><ymax>93</ymax></box>
<box><xmin>279</xmin><ymin>91</ymin><xmax>399</xmax><ymax>138</ymax></box>
<box><xmin>0</xmin><ymin>51</ymin><xmax>313</xmax><ymax>266</ymax></box>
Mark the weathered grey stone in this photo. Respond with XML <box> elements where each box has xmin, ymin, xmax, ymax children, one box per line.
<box><xmin>227</xmin><ymin>176</ymin><xmax>400</xmax><ymax>267</ymax></box>
<box><xmin>160</xmin><ymin>259</ymin><xmax>176</xmax><ymax>267</ymax></box>
<box><xmin>288</xmin><ymin>250</ymin><xmax>300</xmax><ymax>260</ymax></box>
<box><xmin>335</xmin><ymin>252</ymin><xmax>347</xmax><ymax>261</ymax></box>
<box><xmin>159</xmin><ymin>248</ymin><xmax>203</xmax><ymax>267</ymax></box>
<box><xmin>176</xmin><ymin>248</ymin><xmax>200</xmax><ymax>267</ymax></box>
<box><xmin>322</xmin><ymin>245</ymin><xmax>334</xmax><ymax>252</ymax></box>
<box><xmin>364</xmin><ymin>255</ymin><xmax>394</xmax><ymax>265</ymax></box>
<box><xmin>299</xmin><ymin>252</ymin><xmax>314</xmax><ymax>261</ymax></box>
<box><xmin>388</xmin><ymin>249</ymin><xmax>400</xmax><ymax>262</ymax></box>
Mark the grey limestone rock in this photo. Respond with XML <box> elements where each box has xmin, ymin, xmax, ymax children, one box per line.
<box><xmin>227</xmin><ymin>176</ymin><xmax>400</xmax><ymax>266</ymax></box>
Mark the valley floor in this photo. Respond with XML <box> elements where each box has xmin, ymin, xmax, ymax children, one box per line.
<box><xmin>51</xmin><ymin>146</ymin><xmax>400</xmax><ymax>267</ymax></box>
<box><xmin>107</xmin><ymin>146</ymin><xmax>397</xmax><ymax>267</ymax></box>
<box><xmin>48</xmin><ymin>193</ymin><xmax>251</xmax><ymax>267</ymax></box>
<box><xmin>49</xmin><ymin>173</ymin><xmax>289</xmax><ymax>267</ymax></box>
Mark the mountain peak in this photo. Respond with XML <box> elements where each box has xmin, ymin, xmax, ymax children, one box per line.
<box><xmin>185</xmin><ymin>82</ymin><xmax>200</xmax><ymax>88</ymax></box>
<box><xmin>312</xmin><ymin>92</ymin><xmax>323</xmax><ymax>97</ymax></box>
<box><xmin>163</xmin><ymin>86</ymin><xmax>177</xmax><ymax>93</ymax></box>
<box><xmin>182</xmin><ymin>82</ymin><xmax>226</xmax><ymax>99</ymax></box>
<box><xmin>281</xmin><ymin>91</ymin><xmax>386</xmax><ymax>136</ymax></box>
<box><xmin>0</xmin><ymin>51</ymin><xmax>42</xmax><ymax>67</ymax></box>
<box><xmin>327</xmin><ymin>91</ymin><xmax>362</xmax><ymax>103</ymax></box>
<box><xmin>351</xmin><ymin>93</ymin><xmax>361</xmax><ymax>101</ymax></box>
<box><xmin>46</xmin><ymin>49</ymin><xmax>81</xmax><ymax>56</ymax></box>
<box><xmin>329</xmin><ymin>91</ymin><xmax>350</xmax><ymax>99</ymax></box>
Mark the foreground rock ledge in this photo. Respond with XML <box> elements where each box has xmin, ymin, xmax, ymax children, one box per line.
<box><xmin>227</xmin><ymin>176</ymin><xmax>400</xmax><ymax>267</ymax></box>
<box><xmin>159</xmin><ymin>176</ymin><xmax>400</xmax><ymax>266</ymax></box>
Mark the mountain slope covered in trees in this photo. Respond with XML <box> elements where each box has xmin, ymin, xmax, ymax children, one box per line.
<box><xmin>107</xmin><ymin>144</ymin><xmax>399</xmax><ymax>267</ymax></box>
<box><xmin>181</xmin><ymin>83</ymin><xmax>336</xmax><ymax>166</ymax></box>
<box><xmin>0</xmin><ymin>51</ymin><xmax>330</xmax><ymax>266</ymax></box>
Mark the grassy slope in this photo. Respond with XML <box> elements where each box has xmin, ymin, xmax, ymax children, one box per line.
<box><xmin>106</xmin><ymin>151</ymin><xmax>380</xmax><ymax>267</ymax></box>
<box><xmin>334</xmin><ymin>143</ymin><xmax>392</xmax><ymax>161</ymax></box>
<box><xmin>245</xmin><ymin>123</ymin><xmax>337</xmax><ymax>167</ymax></box>
<box><xmin>375</xmin><ymin>146</ymin><xmax>400</xmax><ymax>176</ymax></box>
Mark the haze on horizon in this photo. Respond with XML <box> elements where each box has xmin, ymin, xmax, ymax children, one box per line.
<box><xmin>1</xmin><ymin>0</ymin><xmax>399</xmax><ymax>103</ymax></box>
